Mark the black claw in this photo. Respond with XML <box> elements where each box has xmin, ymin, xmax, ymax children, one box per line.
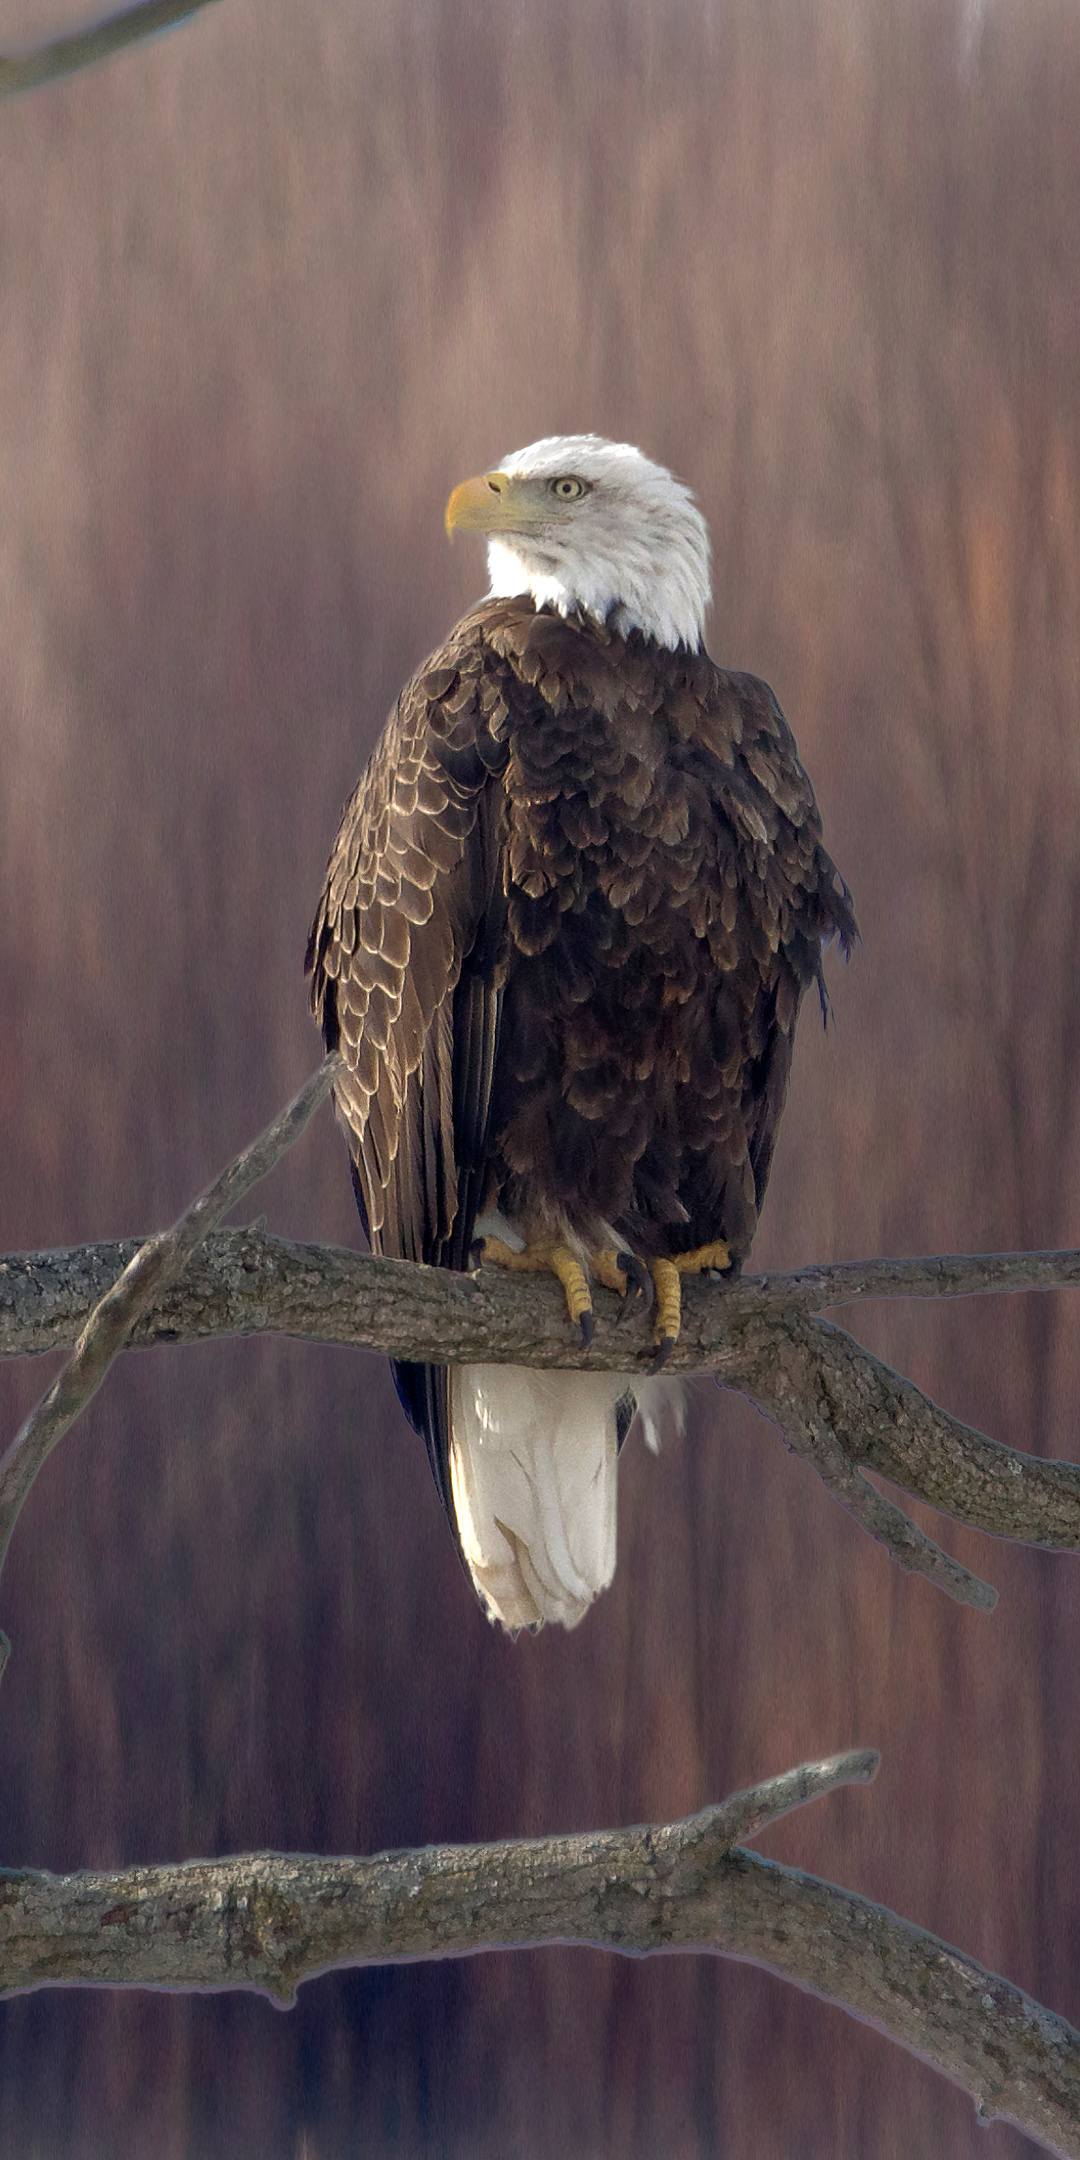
<box><xmin>654</xmin><ymin>1335</ymin><xmax>675</xmax><ymax>1369</ymax></box>
<box><xmin>616</xmin><ymin>1251</ymin><xmax>654</xmax><ymax>1311</ymax></box>
<box><xmin>469</xmin><ymin>1238</ymin><xmax>486</xmax><ymax>1269</ymax></box>
<box><xmin>579</xmin><ymin>1309</ymin><xmax>596</xmax><ymax>1348</ymax></box>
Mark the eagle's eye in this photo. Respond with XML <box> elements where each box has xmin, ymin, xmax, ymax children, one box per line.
<box><xmin>549</xmin><ymin>476</ymin><xmax>589</xmax><ymax>501</ymax></box>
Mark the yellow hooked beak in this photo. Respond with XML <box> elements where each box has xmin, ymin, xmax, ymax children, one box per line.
<box><xmin>445</xmin><ymin>470</ymin><xmax>545</xmax><ymax>539</ymax></box>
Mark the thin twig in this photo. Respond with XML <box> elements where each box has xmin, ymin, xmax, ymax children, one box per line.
<box><xmin>0</xmin><ymin>1751</ymin><xmax>1077</xmax><ymax>2157</ymax></box>
<box><xmin>0</xmin><ymin>1060</ymin><xmax>341</xmax><ymax>1645</ymax></box>
<box><xmin>734</xmin><ymin>1311</ymin><xmax>999</xmax><ymax>1610</ymax></box>
<box><xmin>701</xmin><ymin>1745</ymin><xmax>881</xmax><ymax>1845</ymax></box>
<box><xmin>0</xmin><ymin>0</ymin><xmax>223</xmax><ymax>99</ymax></box>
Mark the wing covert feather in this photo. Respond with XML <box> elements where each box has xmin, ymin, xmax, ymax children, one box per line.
<box><xmin>690</xmin><ymin>664</ymin><xmax>856</xmax><ymax>1230</ymax></box>
<box><xmin>306</xmin><ymin>616</ymin><xmax>509</xmax><ymax>1261</ymax></box>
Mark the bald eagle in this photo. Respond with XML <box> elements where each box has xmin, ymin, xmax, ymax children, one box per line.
<box><xmin>307</xmin><ymin>436</ymin><xmax>855</xmax><ymax>1633</ymax></box>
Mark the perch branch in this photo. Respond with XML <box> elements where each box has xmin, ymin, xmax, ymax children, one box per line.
<box><xmin>7</xmin><ymin>1223</ymin><xmax>1080</xmax><ymax>1610</ymax></box>
<box><xmin>0</xmin><ymin>1060</ymin><xmax>341</xmax><ymax>1647</ymax></box>
<box><xmin>0</xmin><ymin>0</ymin><xmax>223</xmax><ymax>99</ymax></box>
<box><xmin>744</xmin><ymin>1248</ymin><xmax>1080</xmax><ymax>1313</ymax></box>
<box><xmin>1</xmin><ymin>1749</ymin><xmax>1078</xmax><ymax>2158</ymax></box>
<box><xmin>9</xmin><ymin>1236</ymin><xmax>1080</xmax><ymax>1363</ymax></box>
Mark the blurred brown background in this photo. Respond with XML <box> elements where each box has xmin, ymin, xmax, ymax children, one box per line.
<box><xmin>2</xmin><ymin>0</ymin><xmax>1080</xmax><ymax>2152</ymax></box>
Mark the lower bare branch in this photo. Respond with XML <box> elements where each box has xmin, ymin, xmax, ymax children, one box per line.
<box><xmin>1</xmin><ymin>1751</ymin><xmax>1075</xmax><ymax>2157</ymax></box>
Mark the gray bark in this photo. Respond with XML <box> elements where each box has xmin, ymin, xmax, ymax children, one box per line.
<box><xmin>1</xmin><ymin>1753</ymin><xmax>1077</xmax><ymax>2159</ymax></box>
<box><xmin>7</xmin><ymin>1221</ymin><xmax>1080</xmax><ymax>1610</ymax></box>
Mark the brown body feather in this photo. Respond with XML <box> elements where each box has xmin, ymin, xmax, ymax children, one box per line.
<box><xmin>307</xmin><ymin>596</ymin><xmax>856</xmax><ymax>1527</ymax></box>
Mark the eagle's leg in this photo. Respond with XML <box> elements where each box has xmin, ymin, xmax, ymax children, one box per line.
<box><xmin>476</xmin><ymin>1235</ymin><xmax>596</xmax><ymax>1346</ymax></box>
<box><xmin>650</xmin><ymin>1241</ymin><xmax>732</xmax><ymax>1362</ymax></box>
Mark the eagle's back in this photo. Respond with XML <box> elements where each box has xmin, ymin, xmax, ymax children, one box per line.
<box><xmin>478</xmin><ymin>607</ymin><xmax>854</xmax><ymax>1265</ymax></box>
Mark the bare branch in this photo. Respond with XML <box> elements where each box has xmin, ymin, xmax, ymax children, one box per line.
<box><xmin>7</xmin><ymin>1220</ymin><xmax>1080</xmax><ymax>1610</ymax></box>
<box><xmin>753</xmin><ymin>1248</ymin><xmax>1080</xmax><ymax>1313</ymax></box>
<box><xmin>803</xmin><ymin>1316</ymin><xmax>1080</xmax><ymax>1550</ymax></box>
<box><xmin>0</xmin><ymin>0</ymin><xmax>223</xmax><ymax>100</ymax></box>
<box><xmin>731</xmin><ymin>1312</ymin><xmax>999</xmax><ymax>1612</ymax></box>
<box><xmin>10</xmin><ymin>1232</ymin><xmax>1080</xmax><ymax>1363</ymax></box>
<box><xmin>0</xmin><ymin>1061</ymin><xmax>341</xmax><ymax>1635</ymax></box>
<box><xmin>2</xmin><ymin>1754</ymin><xmax>881</xmax><ymax>2002</ymax></box>
<box><xmin>703</xmin><ymin>1745</ymin><xmax>881</xmax><ymax>1844</ymax></box>
<box><xmin>1</xmin><ymin>1750</ymin><xmax>1076</xmax><ymax>2157</ymax></box>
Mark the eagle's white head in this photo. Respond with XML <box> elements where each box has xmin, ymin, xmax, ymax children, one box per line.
<box><xmin>445</xmin><ymin>434</ymin><xmax>711</xmax><ymax>652</ymax></box>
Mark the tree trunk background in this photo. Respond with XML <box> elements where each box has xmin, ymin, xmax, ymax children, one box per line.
<box><xmin>3</xmin><ymin>1</ymin><xmax>1079</xmax><ymax>2153</ymax></box>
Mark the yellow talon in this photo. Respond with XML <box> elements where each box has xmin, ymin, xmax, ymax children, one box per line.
<box><xmin>650</xmin><ymin>1241</ymin><xmax>732</xmax><ymax>1355</ymax></box>
<box><xmin>550</xmin><ymin>1245</ymin><xmax>594</xmax><ymax>1331</ymax></box>
<box><xmin>673</xmin><ymin>1240</ymin><xmax>731</xmax><ymax>1276</ymax></box>
<box><xmin>477</xmin><ymin>1235</ymin><xmax>729</xmax><ymax>1354</ymax></box>
<box><xmin>477</xmin><ymin>1235</ymin><xmax>530</xmax><ymax>1269</ymax></box>
<box><xmin>476</xmin><ymin>1235</ymin><xmax>595</xmax><ymax>1342</ymax></box>
<box><xmin>650</xmin><ymin>1258</ymin><xmax>683</xmax><ymax>1350</ymax></box>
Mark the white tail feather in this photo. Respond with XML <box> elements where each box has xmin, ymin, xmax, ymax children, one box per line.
<box><xmin>449</xmin><ymin>1366</ymin><xmax>626</xmax><ymax>1632</ymax></box>
<box><xmin>627</xmin><ymin>1376</ymin><xmax>689</xmax><ymax>1456</ymax></box>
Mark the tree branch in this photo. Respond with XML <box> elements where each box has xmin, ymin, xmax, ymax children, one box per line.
<box><xmin>749</xmin><ymin>1248</ymin><xmax>1080</xmax><ymax>1312</ymax></box>
<box><xmin>13</xmin><ymin>1232</ymin><xmax>1080</xmax><ymax>1362</ymax></box>
<box><xmin>1</xmin><ymin>1750</ymin><xmax>1077</xmax><ymax>2157</ymax></box>
<box><xmin>7</xmin><ymin>1220</ymin><xmax>1080</xmax><ymax>1611</ymax></box>
<box><xmin>0</xmin><ymin>1061</ymin><xmax>341</xmax><ymax>1662</ymax></box>
<box><xmin>0</xmin><ymin>0</ymin><xmax>224</xmax><ymax>100</ymax></box>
